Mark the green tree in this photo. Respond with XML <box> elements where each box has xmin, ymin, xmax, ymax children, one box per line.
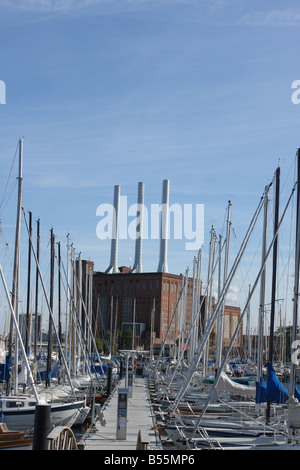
<box><xmin>95</xmin><ymin>334</ymin><xmax>110</xmax><ymax>355</ymax></box>
<box><xmin>117</xmin><ymin>329</ymin><xmax>135</xmax><ymax>350</ymax></box>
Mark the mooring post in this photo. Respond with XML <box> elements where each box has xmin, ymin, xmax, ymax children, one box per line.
<box><xmin>32</xmin><ymin>404</ymin><xmax>52</xmax><ymax>450</ymax></box>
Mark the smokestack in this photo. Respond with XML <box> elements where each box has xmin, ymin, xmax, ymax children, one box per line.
<box><xmin>105</xmin><ymin>185</ymin><xmax>120</xmax><ymax>274</ymax></box>
<box><xmin>131</xmin><ymin>182</ymin><xmax>144</xmax><ymax>273</ymax></box>
<box><xmin>157</xmin><ymin>179</ymin><xmax>169</xmax><ymax>273</ymax></box>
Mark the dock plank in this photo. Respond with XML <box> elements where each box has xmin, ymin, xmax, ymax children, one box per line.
<box><xmin>81</xmin><ymin>377</ymin><xmax>158</xmax><ymax>450</ymax></box>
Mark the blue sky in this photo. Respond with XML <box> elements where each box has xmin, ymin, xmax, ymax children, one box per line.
<box><xmin>0</xmin><ymin>0</ymin><xmax>300</xmax><ymax>332</ymax></box>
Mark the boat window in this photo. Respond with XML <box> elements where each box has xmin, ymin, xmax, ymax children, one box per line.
<box><xmin>29</xmin><ymin>402</ymin><xmax>36</xmax><ymax>407</ymax></box>
<box><xmin>6</xmin><ymin>401</ymin><xmax>25</xmax><ymax>408</ymax></box>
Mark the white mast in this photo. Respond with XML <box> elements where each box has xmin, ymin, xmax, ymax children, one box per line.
<box><xmin>216</xmin><ymin>201</ymin><xmax>231</xmax><ymax>370</ymax></box>
<box><xmin>8</xmin><ymin>139</ymin><xmax>23</xmax><ymax>394</ymax></box>
<box><xmin>203</xmin><ymin>227</ymin><xmax>217</xmax><ymax>377</ymax></box>
<box><xmin>256</xmin><ymin>186</ymin><xmax>269</xmax><ymax>384</ymax></box>
<box><xmin>289</xmin><ymin>150</ymin><xmax>300</xmax><ymax>399</ymax></box>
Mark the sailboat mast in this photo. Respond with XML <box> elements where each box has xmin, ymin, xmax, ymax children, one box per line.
<box><xmin>7</xmin><ymin>138</ymin><xmax>23</xmax><ymax>395</ymax></box>
<box><xmin>246</xmin><ymin>284</ymin><xmax>251</xmax><ymax>360</ymax></box>
<box><xmin>290</xmin><ymin>149</ymin><xmax>300</xmax><ymax>397</ymax></box>
<box><xmin>25</xmin><ymin>211</ymin><xmax>32</xmax><ymax>357</ymax></box>
<box><xmin>34</xmin><ymin>218</ymin><xmax>40</xmax><ymax>366</ymax></box>
<box><xmin>58</xmin><ymin>241</ymin><xmax>62</xmax><ymax>368</ymax></box>
<box><xmin>46</xmin><ymin>228</ymin><xmax>55</xmax><ymax>387</ymax></box>
<box><xmin>65</xmin><ymin>234</ymin><xmax>70</xmax><ymax>367</ymax></box>
<box><xmin>256</xmin><ymin>186</ymin><xmax>269</xmax><ymax>385</ymax></box>
<box><xmin>266</xmin><ymin>166</ymin><xmax>280</xmax><ymax>423</ymax></box>
<box><xmin>216</xmin><ymin>201</ymin><xmax>231</xmax><ymax>370</ymax></box>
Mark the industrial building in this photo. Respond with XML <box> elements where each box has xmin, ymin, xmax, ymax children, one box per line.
<box><xmin>92</xmin><ymin>268</ymin><xmax>242</xmax><ymax>356</ymax></box>
<box><xmin>88</xmin><ymin>179</ymin><xmax>242</xmax><ymax>357</ymax></box>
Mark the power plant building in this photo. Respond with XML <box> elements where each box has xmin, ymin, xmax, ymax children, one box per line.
<box><xmin>92</xmin><ymin>268</ymin><xmax>242</xmax><ymax>356</ymax></box>
<box><xmin>89</xmin><ymin>179</ymin><xmax>242</xmax><ymax>357</ymax></box>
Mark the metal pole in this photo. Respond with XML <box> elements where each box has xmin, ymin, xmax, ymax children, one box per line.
<box><xmin>290</xmin><ymin>150</ymin><xmax>300</xmax><ymax>398</ymax></box>
<box><xmin>256</xmin><ymin>186</ymin><xmax>270</xmax><ymax>386</ymax></box>
<box><xmin>216</xmin><ymin>201</ymin><xmax>231</xmax><ymax>370</ymax></box>
<box><xmin>34</xmin><ymin>218</ymin><xmax>40</xmax><ymax>366</ymax></box>
<box><xmin>7</xmin><ymin>139</ymin><xmax>23</xmax><ymax>395</ymax></box>
<box><xmin>25</xmin><ymin>211</ymin><xmax>32</xmax><ymax>357</ymax></box>
<box><xmin>46</xmin><ymin>229</ymin><xmax>54</xmax><ymax>388</ymax></box>
<box><xmin>266</xmin><ymin>166</ymin><xmax>280</xmax><ymax>424</ymax></box>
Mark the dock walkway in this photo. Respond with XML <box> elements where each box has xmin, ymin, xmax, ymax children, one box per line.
<box><xmin>80</xmin><ymin>376</ymin><xmax>159</xmax><ymax>450</ymax></box>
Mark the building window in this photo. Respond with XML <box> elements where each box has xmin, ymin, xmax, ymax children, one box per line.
<box><xmin>224</xmin><ymin>315</ymin><xmax>230</xmax><ymax>339</ymax></box>
<box><xmin>149</xmin><ymin>280</ymin><xmax>153</xmax><ymax>291</ymax></box>
<box><xmin>232</xmin><ymin>316</ymin><xmax>238</xmax><ymax>337</ymax></box>
<box><xmin>98</xmin><ymin>297</ymin><xmax>107</xmax><ymax>329</ymax></box>
<box><xmin>122</xmin><ymin>297</ymin><xmax>133</xmax><ymax>323</ymax></box>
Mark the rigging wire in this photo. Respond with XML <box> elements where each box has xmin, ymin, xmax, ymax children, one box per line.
<box><xmin>0</xmin><ymin>142</ymin><xmax>19</xmax><ymax>215</ymax></box>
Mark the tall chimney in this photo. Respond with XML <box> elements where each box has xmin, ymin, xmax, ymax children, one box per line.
<box><xmin>105</xmin><ymin>185</ymin><xmax>120</xmax><ymax>274</ymax></box>
<box><xmin>131</xmin><ymin>182</ymin><xmax>144</xmax><ymax>273</ymax></box>
<box><xmin>157</xmin><ymin>179</ymin><xmax>169</xmax><ymax>273</ymax></box>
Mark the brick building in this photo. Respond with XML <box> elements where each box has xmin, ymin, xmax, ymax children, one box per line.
<box><xmin>91</xmin><ymin>265</ymin><xmax>243</xmax><ymax>357</ymax></box>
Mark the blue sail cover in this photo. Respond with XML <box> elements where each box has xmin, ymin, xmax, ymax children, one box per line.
<box><xmin>265</xmin><ymin>362</ymin><xmax>289</xmax><ymax>403</ymax></box>
<box><xmin>91</xmin><ymin>364</ymin><xmax>107</xmax><ymax>375</ymax></box>
<box><xmin>295</xmin><ymin>384</ymin><xmax>300</xmax><ymax>401</ymax></box>
<box><xmin>256</xmin><ymin>378</ymin><xmax>267</xmax><ymax>403</ymax></box>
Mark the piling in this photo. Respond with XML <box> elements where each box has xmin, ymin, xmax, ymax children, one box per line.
<box><xmin>32</xmin><ymin>404</ymin><xmax>51</xmax><ymax>450</ymax></box>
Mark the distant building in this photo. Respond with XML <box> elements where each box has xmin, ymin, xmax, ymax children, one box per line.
<box><xmin>92</xmin><ymin>266</ymin><xmax>242</xmax><ymax>357</ymax></box>
<box><xmin>89</xmin><ymin>179</ymin><xmax>242</xmax><ymax>357</ymax></box>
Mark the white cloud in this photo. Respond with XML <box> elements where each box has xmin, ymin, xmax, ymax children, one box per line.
<box><xmin>239</xmin><ymin>8</ymin><xmax>300</xmax><ymax>27</ymax></box>
<box><xmin>0</xmin><ymin>0</ymin><xmax>107</xmax><ymax>12</ymax></box>
<box><xmin>0</xmin><ymin>0</ymin><xmax>242</xmax><ymax>14</ymax></box>
<box><xmin>225</xmin><ymin>285</ymin><xmax>239</xmax><ymax>304</ymax></box>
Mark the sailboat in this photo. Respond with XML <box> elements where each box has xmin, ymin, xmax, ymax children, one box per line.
<box><xmin>153</xmin><ymin>155</ymin><xmax>300</xmax><ymax>450</ymax></box>
<box><xmin>0</xmin><ymin>140</ymin><xmax>86</xmax><ymax>431</ymax></box>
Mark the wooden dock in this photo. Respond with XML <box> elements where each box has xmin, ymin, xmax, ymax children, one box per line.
<box><xmin>79</xmin><ymin>376</ymin><xmax>160</xmax><ymax>450</ymax></box>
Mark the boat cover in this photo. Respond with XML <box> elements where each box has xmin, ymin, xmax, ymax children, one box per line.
<box><xmin>256</xmin><ymin>364</ymin><xmax>300</xmax><ymax>404</ymax></box>
<box><xmin>265</xmin><ymin>362</ymin><xmax>289</xmax><ymax>403</ymax></box>
<box><xmin>216</xmin><ymin>371</ymin><xmax>256</xmax><ymax>398</ymax></box>
<box><xmin>255</xmin><ymin>378</ymin><xmax>267</xmax><ymax>403</ymax></box>
<box><xmin>256</xmin><ymin>362</ymin><xmax>290</xmax><ymax>404</ymax></box>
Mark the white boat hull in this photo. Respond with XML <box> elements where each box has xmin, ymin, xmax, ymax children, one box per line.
<box><xmin>0</xmin><ymin>397</ymin><xmax>85</xmax><ymax>431</ymax></box>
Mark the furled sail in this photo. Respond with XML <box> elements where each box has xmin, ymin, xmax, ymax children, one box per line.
<box><xmin>216</xmin><ymin>371</ymin><xmax>256</xmax><ymax>398</ymax></box>
<box><xmin>255</xmin><ymin>377</ymin><xmax>267</xmax><ymax>403</ymax></box>
<box><xmin>265</xmin><ymin>362</ymin><xmax>289</xmax><ymax>403</ymax></box>
<box><xmin>256</xmin><ymin>362</ymin><xmax>290</xmax><ymax>404</ymax></box>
